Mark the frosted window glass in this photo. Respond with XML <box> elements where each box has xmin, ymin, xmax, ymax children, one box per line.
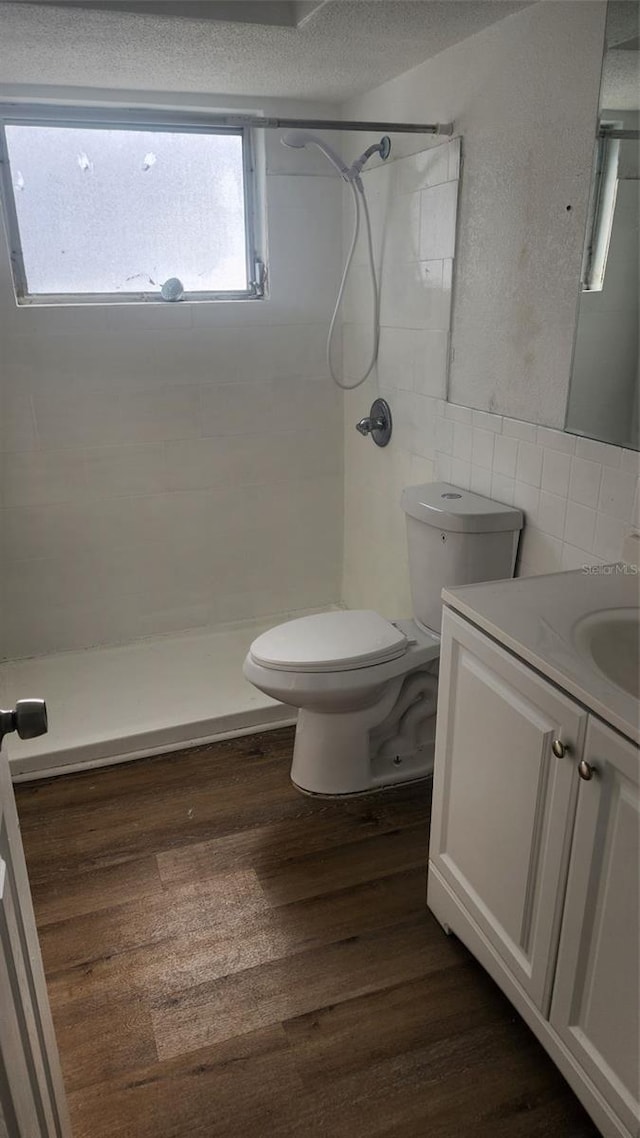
<box><xmin>4</xmin><ymin>125</ymin><xmax>249</xmax><ymax>295</ymax></box>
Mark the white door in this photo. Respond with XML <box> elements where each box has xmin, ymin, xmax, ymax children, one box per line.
<box><xmin>0</xmin><ymin>701</ymin><xmax>71</xmax><ymax>1138</ymax></box>
<box><xmin>550</xmin><ymin>718</ymin><xmax>639</xmax><ymax>1138</ymax></box>
<box><xmin>428</xmin><ymin>609</ymin><xmax>587</xmax><ymax>1014</ymax></box>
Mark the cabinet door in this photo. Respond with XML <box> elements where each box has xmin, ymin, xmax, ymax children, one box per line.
<box><xmin>428</xmin><ymin>609</ymin><xmax>587</xmax><ymax>1013</ymax></box>
<box><xmin>550</xmin><ymin>719</ymin><xmax>639</xmax><ymax>1137</ymax></box>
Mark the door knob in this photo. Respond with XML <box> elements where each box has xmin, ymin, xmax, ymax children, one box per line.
<box><xmin>552</xmin><ymin>739</ymin><xmax>567</xmax><ymax>758</ymax></box>
<box><xmin>578</xmin><ymin>759</ymin><xmax>595</xmax><ymax>781</ymax></box>
<box><xmin>0</xmin><ymin>700</ymin><xmax>48</xmax><ymax>745</ymax></box>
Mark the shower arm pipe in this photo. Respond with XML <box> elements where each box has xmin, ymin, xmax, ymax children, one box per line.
<box><xmin>183</xmin><ymin>114</ymin><xmax>454</xmax><ymax>136</ymax></box>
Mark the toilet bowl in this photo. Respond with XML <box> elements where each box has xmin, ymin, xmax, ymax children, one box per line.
<box><xmin>244</xmin><ymin>482</ymin><xmax>523</xmax><ymax>796</ymax></box>
<box><xmin>244</xmin><ymin>612</ymin><xmax>440</xmax><ymax>795</ymax></box>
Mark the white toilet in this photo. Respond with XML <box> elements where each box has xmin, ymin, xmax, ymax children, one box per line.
<box><xmin>244</xmin><ymin>483</ymin><xmax>522</xmax><ymax>796</ymax></box>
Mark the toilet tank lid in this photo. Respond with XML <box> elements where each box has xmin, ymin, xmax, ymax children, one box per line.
<box><xmin>401</xmin><ymin>482</ymin><xmax>523</xmax><ymax>533</ymax></box>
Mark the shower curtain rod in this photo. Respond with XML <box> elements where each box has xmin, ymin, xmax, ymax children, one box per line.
<box><xmin>203</xmin><ymin>114</ymin><xmax>454</xmax><ymax>136</ymax></box>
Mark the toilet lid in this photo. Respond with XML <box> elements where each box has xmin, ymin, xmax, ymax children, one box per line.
<box><xmin>249</xmin><ymin>610</ymin><xmax>408</xmax><ymax>673</ymax></box>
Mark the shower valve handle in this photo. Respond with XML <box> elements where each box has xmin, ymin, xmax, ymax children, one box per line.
<box><xmin>355</xmin><ymin>398</ymin><xmax>392</xmax><ymax>448</ymax></box>
<box><xmin>356</xmin><ymin>416</ymin><xmax>384</xmax><ymax>436</ymax></box>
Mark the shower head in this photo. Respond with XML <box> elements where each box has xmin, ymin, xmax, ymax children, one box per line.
<box><xmin>281</xmin><ymin>130</ymin><xmax>351</xmax><ymax>178</ymax></box>
<box><xmin>349</xmin><ymin>136</ymin><xmax>392</xmax><ymax>178</ymax></box>
<box><xmin>281</xmin><ymin>130</ymin><xmax>391</xmax><ymax>183</ymax></box>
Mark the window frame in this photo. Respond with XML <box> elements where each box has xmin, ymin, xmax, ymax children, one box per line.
<box><xmin>0</xmin><ymin>104</ymin><xmax>265</xmax><ymax>305</ymax></box>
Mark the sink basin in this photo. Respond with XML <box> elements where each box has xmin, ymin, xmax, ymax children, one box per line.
<box><xmin>573</xmin><ymin>608</ymin><xmax>640</xmax><ymax>699</ymax></box>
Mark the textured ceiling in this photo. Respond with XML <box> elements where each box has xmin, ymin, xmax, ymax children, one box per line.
<box><xmin>19</xmin><ymin>2</ymin><xmax>321</xmax><ymax>27</ymax></box>
<box><xmin>0</xmin><ymin>0</ymin><xmax>533</xmax><ymax>102</ymax></box>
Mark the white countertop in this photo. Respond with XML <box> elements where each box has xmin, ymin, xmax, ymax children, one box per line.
<box><xmin>442</xmin><ymin>567</ymin><xmax>640</xmax><ymax>745</ymax></box>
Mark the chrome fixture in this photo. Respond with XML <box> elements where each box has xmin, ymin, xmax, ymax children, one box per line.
<box><xmin>281</xmin><ymin>131</ymin><xmax>391</xmax><ymax>390</ymax></box>
<box><xmin>552</xmin><ymin>738</ymin><xmax>567</xmax><ymax>758</ymax></box>
<box><xmin>356</xmin><ymin>398</ymin><xmax>392</xmax><ymax>447</ymax></box>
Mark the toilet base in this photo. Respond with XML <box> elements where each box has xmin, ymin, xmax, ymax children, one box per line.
<box><xmin>290</xmin><ymin>661</ymin><xmax>438</xmax><ymax>796</ymax></box>
<box><xmin>291</xmin><ymin>770</ymin><xmax>433</xmax><ymax>799</ymax></box>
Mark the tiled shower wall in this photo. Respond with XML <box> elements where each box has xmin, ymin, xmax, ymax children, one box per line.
<box><xmin>342</xmin><ymin>137</ymin><xmax>640</xmax><ymax>618</ymax></box>
<box><xmin>342</xmin><ymin>141</ymin><xmax>458</xmax><ymax>617</ymax></box>
<box><xmin>0</xmin><ymin>129</ymin><xmax>344</xmax><ymax>660</ymax></box>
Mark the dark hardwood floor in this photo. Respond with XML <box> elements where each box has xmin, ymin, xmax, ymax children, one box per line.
<box><xmin>16</xmin><ymin>727</ymin><xmax>599</xmax><ymax>1138</ymax></box>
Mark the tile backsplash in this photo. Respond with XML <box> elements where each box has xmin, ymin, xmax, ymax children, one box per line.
<box><xmin>434</xmin><ymin>404</ymin><xmax>640</xmax><ymax>576</ymax></box>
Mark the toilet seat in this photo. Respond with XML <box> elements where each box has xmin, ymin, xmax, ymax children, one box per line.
<box><xmin>248</xmin><ymin>610</ymin><xmax>408</xmax><ymax>673</ymax></box>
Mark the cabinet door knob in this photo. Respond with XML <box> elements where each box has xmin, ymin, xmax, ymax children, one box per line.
<box><xmin>552</xmin><ymin>739</ymin><xmax>567</xmax><ymax>758</ymax></box>
<box><xmin>578</xmin><ymin>759</ymin><xmax>595</xmax><ymax>781</ymax></box>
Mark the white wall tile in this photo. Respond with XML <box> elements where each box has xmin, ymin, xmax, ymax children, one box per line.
<box><xmin>598</xmin><ymin>467</ymin><xmax>637</xmax><ymax>521</ymax></box>
<box><xmin>445</xmin><ymin>402</ymin><xmax>473</xmax><ymax>424</ymax></box>
<box><xmin>492</xmin><ymin>434</ymin><xmax>518</xmax><ymax>479</ymax></box>
<box><xmin>513</xmin><ymin>481</ymin><xmax>540</xmax><ymax>526</ymax></box>
<box><xmin>471</xmin><ymin>427</ymin><xmax>494</xmax><ymax>470</ymax></box>
<box><xmin>435</xmin><ymin>415</ymin><xmax>454</xmax><ymax>454</ymax></box>
<box><xmin>564</xmin><ymin>501</ymin><xmax>596</xmax><ymax>551</ymax></box>
<box><xmin>516</xmin><ymin>442</ymin><xmax>543</xmax><ymax>487</ymax></box>
<box><xmin>436</xmin><ymin>451</ymin><xmax>453</xmax><ymax>482</ymax></box>
<box><xmin>561</xmin><ymin>543</ymin><xmax>601</xmax><ymax>570</ymax></box>
<box><xmin>380</xmin><ymin>259</ymin><xmax>447</xmax><ymax>330</ymax></box>
<box><xmin>568</xmin><ymin>455</ymin><xmax>602</xmax><ymax>508</ymax></box>
<box><xmin>382</xmin><ymin>190</ymin><xmax>422</xmax><ymax>265</ymax></box>
<box><xmin>502</xmin><ymin>417</ymin><xmax>538</xmax><ymax>444</ymax></box>
<box><xmin>453</xmin><ymin>421</ymin><xmax>473</xmax><ymax>459</ymax></box>
<box><xmin>575</xmin><ymin>436</ymin><xmax>623</xmax><ymax>468</ymax></box>
<box><xmin>0</xmin><ymin>393</ymin><xmax>37</xmax><ymax>453</ymax></box>
<box><xmin>621</xmin><ymin>449</ymin><xmax>640</xmax><ymax>475</ymax></box>
<box><xmin>470</xmin><ymin>465</ymin><xmax>492</xmax><ymax>496</ymax></box>
<box><xmin>419</xmin><ymin>181</ymin><xmax>458</xmax><ymax>260</ymax></box>
<box><xmin>472</xmin><ymin>409</ymin><xmax>502</xmax><ymax>433</ymax></box>
<box><xmin>448</xmin><ymin>138</ymin><xmax>462</xmax><ymax>182</ymax></box>
<box><xmin>84</xmin><ymin>445</ymin><xmax>169</xmax><ymax>500</ymax></box>
<box><xmin>538</xmin><ymin>491</ymin><xmax>566</xmax><ymax>539</ymax></box>
<box><xmin>199</xmin><ymin>378</ymin><xmax>339</xmax><ymax>438</ymax></box>
<box><xmin>541</xmin><ymin>448</ymin><xmax>571</xmax><ymax>498</ymax></box>
<box><xmin>632</xmin><ymin>481</ymin><xmax>640</xmax><ymax>529</ymax></box>
<box><xmin>450</xmin><ymin>457</ymin><xmax>471</xmax><ymax>490</ymax></box>
<box><xmin>394</xmin><ymin>145</ymin><xmax>450</xmax><ymax>193</ymax></box>
<box><xmin>593</xmin><ymin>512</ymin><xmax>627</xmax><ymax>561</ymax></box>
<box><xmin>536</xmin><ymin>426</ymin><xmax>575</xmax><ymax>453</ymax></box>
<box><xmin>413</xmin><ymin>330</ymin><xmax>449</xmax><ymax>398</ymax></box>
<box><xmin>491</xmin><ymin>473</ymin><xmax>515</xmax><ymax>506</ymax></box>
<box><xmin>518</xmin><ymin>527</ymin><xmax>563</xmax><ymax>575</ymax></box>
<box><xmin>2</xmin><ymin>450</ymin><xmax>87</xmax><ymax>507</ymax></box>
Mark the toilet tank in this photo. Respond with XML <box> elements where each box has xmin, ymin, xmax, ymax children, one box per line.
<box><xmin>401</xmin><ymin>482</ymin><xmax>523</xmax><ymax>635</ymax></box>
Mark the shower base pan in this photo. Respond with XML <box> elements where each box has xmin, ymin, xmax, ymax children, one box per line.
<box><xmin>0</xmin><ymin>613</ymin><xmax>325</xmax><ymax>781</ymax></box>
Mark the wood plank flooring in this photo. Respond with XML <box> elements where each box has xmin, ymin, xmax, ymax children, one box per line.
<box><xmin>16</xmin><ymin>727</ymin><xmax>600</xmax><ymax>1138</ymax></box>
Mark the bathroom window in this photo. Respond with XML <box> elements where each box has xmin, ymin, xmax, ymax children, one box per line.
<box><xmin>0</xmin><ymin>107</ymin><xmax>264</xmax><ymax>304</ymax></box>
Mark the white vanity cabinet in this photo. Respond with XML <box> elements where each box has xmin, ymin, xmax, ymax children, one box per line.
<box><xmin>550</xmin><ymin>718</ymin><xmax>639</xmax><ymax>1138</ymax></box>
<box><xmin>428</xmin><ymin>608</ymin><xmax>639</xmax><ymax>1138</ymax></box>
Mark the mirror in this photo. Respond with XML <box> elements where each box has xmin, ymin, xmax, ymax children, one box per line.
<box><xmin>565</xmin><ymin>0</ymin><xmax>639</xmax><ymax>451</ymax></box>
